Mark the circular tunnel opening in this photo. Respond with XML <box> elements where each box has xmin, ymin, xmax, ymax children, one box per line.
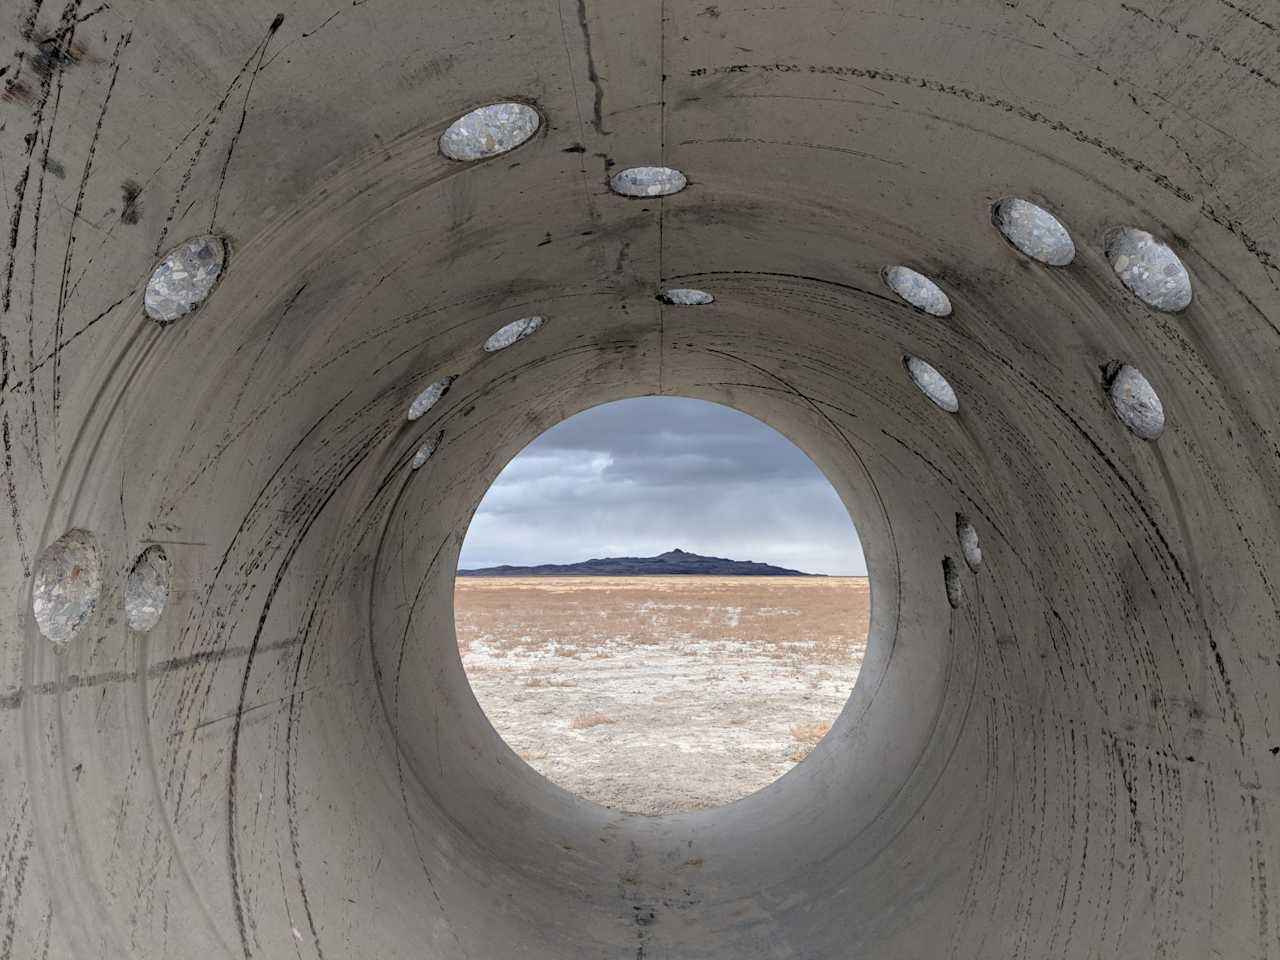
<box><xmin>452</xmin><ymin>396</ymin><xmax>870</xmax><ymax>815</ymax></box>
<box><xmin>8</xmin><ymin>3</ymin><xmax>1276</xmax><ymax>957</ymax></box>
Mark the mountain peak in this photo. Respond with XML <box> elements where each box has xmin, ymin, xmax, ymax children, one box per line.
<box><xmin>459</xmin><ymin>550</ymin><xmax>819</xmax><ymax>578</ymax></box>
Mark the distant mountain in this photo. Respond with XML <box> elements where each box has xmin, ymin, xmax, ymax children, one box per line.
<box><xmin>458</xmin><ymin>548</ymin><xmax>819</xmax><ymax>578</ymax></box>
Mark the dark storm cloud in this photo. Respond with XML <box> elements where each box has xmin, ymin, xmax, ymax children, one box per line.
<box><xmin>458</xmin><ymin>397</ymin><xmax>867</xmax><ymax>575</ymax></box>
<box><xmin>525</xmin><ymin>399</ymin><xmax>818</xmax><ymax>484</ymax></box>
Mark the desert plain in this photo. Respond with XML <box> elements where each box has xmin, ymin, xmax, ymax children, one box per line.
<box><xmin>454</xmin><ymin>575</ymin><xmax>871</xmax><ymax>815</ymax></box>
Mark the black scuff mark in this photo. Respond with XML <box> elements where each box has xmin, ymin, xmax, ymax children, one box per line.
<box><xmin>576</xmin><ymin>0</ymin><xmax>608</xmax><ymax>134</ymax></box>
<box><xmin>227</xmin><ymin>281</ymin><xmax>307</xmax><ymax>421</ymax></box>
<box><xmin>283</xmin><ymin>563</ymin><xmax>344</xmax><ymax>960</ymax></box>
<box><xmin>5</xmin><ymin>287</ymin><xmax>133</xmax><ymax>391</ymax></box>
<box><xmin>22</xmin><ymin>4</ymin><xmax>89</xmax><ymax>490</ymax></box>
<box><xmin>3</xmin><ymin>0</ymin><xmax>107</xmax><ymax>97</ymax></box>
<box><xmin>261</xmin><ymin>1</ymin><xmax>378</xmax><ymax>72</ymax></box>
<box><xmin>2</xmin><ymin>78</ymin><xmax>34</xmax><ymax>105</ymax></box>
<box><xmin>379</xmin><ymin>539</ymin><xmax>471</xmax><ymax>958</ymax></box>
<box><xmin>3</xmin><ymin>101</ymin><xmax>39</xmax><ymax>313</ymax></box>
<box><xmin>53</xmin><ymin>28</ymin><xmax>131</xmax><ymax>449</ymax></box>
<box><xmin>1120</xmin><ymin>2</ymin><xmax>1280</xmax><ymax>90</ymax></box>
<box><xmin>29</xmin><ymin>36</ymin><xmax>83</xmax><ymax>80</ymax></box>
<box><xmin>213</xmin><ymin>389</ymin><xmax>361</xmax><ymax>947</ymax></box>
<box><xmin>40</xmin><ymin>1</ymin><xmax>111</xmax><ymax>46</ymax></box>
<box><xmin>119</xmin><ymin>177</ymin><xmax>141</xmax><ymax>224</ymax></box>
<box><xmin>41</xmin><ymin>156</ymin><xmax>64</xmax><ymax>178</ymax></box>
<box><xmin>687</xmin><ymin>61</ymin><xmax>1280</xmax><ymax>279</ymax></box>
<box><xmin>117</xmin><ymin>450</ymin><xmax>125</xmax><ymax>542</ymax></box>
<box><xmin>552</xmin><ymin>0</ymin><xmax>601</xmax><ymax>225</ymax></box>
<box><xmin>156</xmin><ymin>13</ymin><xmax>284</xmax><ymax>256</ymax></box>
<box><xmin>19</xmin><ymin>0</ymin><xmax>45</xmax><ymax>41</ymax></box>
<box><xmin>1</xmin><ymin>336</ymin><xmax>31</xmax><ymax>576</ymax></box>
<box><xmin>1022</xmin><ymin>11</ymin><xmax>1247</xmax><ymax>219</ymax></box>
<box><xmin>224</xmin><ymin>392</ymin><xmax>394</xmax><ymax>960</ymax></box>
<box><xmin>680</xmin><ymin>134</ymin><xmax>909</xmax><ymax>170</ymax></box>
<box><xmin>390</xmin><ymin>536</ymin><xmax>451</xmax><ymax>709</ymax></box>
<box><xmin>208</xmin><ymin>14</ymin><xmax>284</xmax><ymax>231</ymax></box>
<box><xmin>632</xmin><ymin>902</ymin><xmax>656</xmax><ymax>958</ymax></box>
<box><xmin>2</xmin><ymin>0</ymin><xmax>88</xmax><ymax>501</ymax></box>
<box><xmin>1215</xmin><ymin>0</ymin><xmax>1278</xmax><ymax>32</ymax></box>
<box><xmin>391</xmin><ymin>716</ymin><xmax>468</xmax><ymax>957</ymax></box>
<box><xmin>0</xmin><ymin>800</ymin><xmax>33</xmax><ymax>958</ymax></box>
<box><xmin>0</xmin><ymin>636</ymin><xmax>308</xmax><ymax>712</ymax></box>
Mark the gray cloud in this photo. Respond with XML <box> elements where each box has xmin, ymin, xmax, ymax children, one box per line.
<box><xmin>458</xmin><ymin>397</ymin><xmax>867</xmax><ymax>575</ymax></box>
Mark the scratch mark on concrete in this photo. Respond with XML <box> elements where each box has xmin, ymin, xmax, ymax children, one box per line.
<box><xmin>53</xmin><ymin>28</ymin><xmax>130</xmax><ymax>443</ymax></box>
<box><xmin>576</xmin><ymin>0</ymin><xmax>608</xmax><ymax>134</ymax></box>
<box><xmin>209</xmin><ymin>14</ymin><xmax>284</xmax><ymax>230</ymax></box>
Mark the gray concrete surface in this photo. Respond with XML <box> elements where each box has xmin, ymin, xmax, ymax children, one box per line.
<box><xmin>2</xmin><ymin>1</ymin><xmax>1278</xmax><ymax>956</ymax></box>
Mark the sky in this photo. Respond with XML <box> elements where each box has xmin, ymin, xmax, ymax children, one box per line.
<box><xmin>457</xmin><ymin>397</ymin><xmax>867</xmax><ymax>576</ymax></box>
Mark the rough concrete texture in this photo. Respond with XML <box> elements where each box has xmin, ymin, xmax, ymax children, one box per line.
<box><xmin>1</xmin><ymin>1</ymin><xmax>1278</xmax><ymax>957</ymax></box>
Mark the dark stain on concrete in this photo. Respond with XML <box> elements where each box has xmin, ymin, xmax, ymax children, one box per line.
<box><xmin>2</xmin><ymin>78</ymin><xmax>34</xmax><ymax>104</ymax></box>
<box><xmin>29</xmin><ymin>36</ymin><xmax>87</xmax><ymax>80</ymax></box>
<box><xmin>120</xmin><ymin>178</ymin><xmax>142</xmax><ymax>224</ymax></box>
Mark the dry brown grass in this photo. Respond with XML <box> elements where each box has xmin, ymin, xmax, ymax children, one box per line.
<box><xmin>524</xmin><ymin>675</ymin><xmax>577</xmax><ymax>688</ymax></box>
<box><xmin>570</xmin><ymin>711</ymin><xmax>615</xmax><ymax>730</ymax></box>
<box><xmin>454</xmin><ymin>576</ymin><xmax>870</xmax><ymax>667</ymax></box>
<box><xmin>789</xmin><ymin>720</ymin><xmax>832</xmax><ymax>742</ymax></box>
<box><xmin>787</xmin><ymin>720</ymin><xmax>832</xmax><ymax>762</ymax></box>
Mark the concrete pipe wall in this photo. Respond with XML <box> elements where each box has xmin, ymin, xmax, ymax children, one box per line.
<box><xmin>2</xmin><ymin>1</ymin><xmax>1278</xmax><ymax>957</ymax></box>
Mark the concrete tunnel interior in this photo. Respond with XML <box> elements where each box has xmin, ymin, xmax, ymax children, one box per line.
<box><xmin>2</xmin><ymin>0</ymin><xmax>1279</xmax><ymax>957</ymax></box>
